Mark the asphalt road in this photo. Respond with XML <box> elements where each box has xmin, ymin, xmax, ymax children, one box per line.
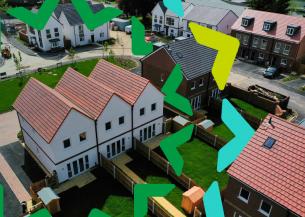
<box><xmin>230</xmin><ymin>61</ymin><xmax>305</xmax><ymax>121</ymax></box>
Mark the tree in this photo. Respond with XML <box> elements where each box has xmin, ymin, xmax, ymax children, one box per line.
<box><xmin>118</xmin><ymin>0</ymin><xmax>159</xmax><ymax>20</ymax></box>
<box><xmin>246</xmin><ymin>0</ymin><xmax>290</xmax><ymax>14</ymax></box>
<box><xmin>67</xmin><ymin>47</ymin><xmax>76</xmax><ymax>64</ymax></box>
<box><xmin>13</xmin><ymin>51</ymin><xmax>23</xmax><ymax>70</ymax></box>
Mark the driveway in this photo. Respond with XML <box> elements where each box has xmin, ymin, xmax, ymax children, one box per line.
<box><xmin>0</xmin><ymin>111</ymin><xmax>20</xmax><ymax>146</ymax></box>
<box><xmin>230</xmin><ymin>61</ymin><xmax>305</xmax><ymax>121</ymax></box>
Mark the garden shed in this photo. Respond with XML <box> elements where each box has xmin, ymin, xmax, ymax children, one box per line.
<box><xmin>198</xmin><ymin>119</ymin><xmax>214</xmax><ymax>132</ymax></box>
<box><xmin>181</xmin><ymin>186</ymin><xmax>204</xmax><ymax>214</ymax></box>
<box><xmin>111</xmin><ymin>18</ymin><xmax>130</xmax><ymax>31</ymax></box>
<box><xmin>37</xmin><ymin>187</ymin><xmax>60</xmax><ymax>214</ymax></box>
<box><xmin>173</xmin><ymin>115</ymin><xmax>190</xmax><ymax>132</ymax></box>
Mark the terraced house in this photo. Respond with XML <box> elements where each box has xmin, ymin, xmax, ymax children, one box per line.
<box><xmin>224</xmin><ymin>114</ymin><xmax>305</xmax><ymax>217</ymax></box>
<box><xmin>14</xmin><ymin>60</ymin><xmax>163</xmax><ymax>183</ymax></box>
<box><xmin>232</xmin><ymin>9</ymin><xmax>305</xmax><ymax>73</ymax></box>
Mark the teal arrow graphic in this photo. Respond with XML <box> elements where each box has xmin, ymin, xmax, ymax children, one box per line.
<box><xmin>160</xmin><ymin>124</ymin><xmax>194</xmax><ymax>176</ymax></box>
<box><xmin>134</xmin><ymin>184</ymin><xmax>175</xmax><ymax>217</ymax></box>
<box><xmin>204</xmin><ymin>181</ymin><xmax>224</xmax><ymax>217</ymax></box>
<box><xmin>163</xmin><ymin>0</ymin><xmax>184</xmax><ymax>17</ymax></box>
<box><xmin>217</xmin><ymin>99</ymin><xmax>255</xmax><ymax>172</ymax></box>
<box><xmin>161</xmin><ymin>64</ymin><xmax>193</xmax><ymax>116</ymax></box>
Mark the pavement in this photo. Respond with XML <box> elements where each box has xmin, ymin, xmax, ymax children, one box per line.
<box><xmin>230</xmin><ymin>60</ymin><xmax>305</xmax><ymax>121</ymax></box>
<box><xmin>0</xmin><ymin>111</ymin><xmax>20</xmax><ymax>146</ymax></box>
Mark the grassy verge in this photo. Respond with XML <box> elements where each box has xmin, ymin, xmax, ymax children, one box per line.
<box><xmin>211</xmin><ymin>124</ymin><xmax>234</xmax><ymax>142</ymax></box>
<box><xmin>282</xmin><ymin>74</ymin><xmax>299</xmax><ymax>82</ymax></box>
<box><xmin>230</xmin><ymin>98</ymin><xmax>268</xmax><ymax>120</ymax></box>
<box><xmin>0</xmin><ymin>57</ymin><xmax>137</xmax><ymax>113</ymax></box>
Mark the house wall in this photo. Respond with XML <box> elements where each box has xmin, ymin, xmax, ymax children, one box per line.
<box><xmin>19</xmin><ymin>110</ymin><xmax>97</xmax><ymax>183</ymax></box>
<box><xmin>217</xmin><ymin>11</ymin><xmax>238</xmax><ymax>35</ymax></box>
<box><xmin>152</xmin><ymin>3</ymin><xmax>165</xmax><ymax>33</ymax></box>
<box><xmin>223</xmin><ymin>177</ymin><xmax>299</xmax><ymax>217</ymax></box>
<box><xmin>27</xmin><ymin>15</ymin><xmax>64</xmax><ymax>52</ymax></box>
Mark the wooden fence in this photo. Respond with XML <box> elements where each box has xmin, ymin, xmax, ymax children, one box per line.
<box><xmin>134</xmin><ymin>139</ymin><xmax>197</xmax><ymax>190</ymax></box>
<box><xmin>100</xmin><ymin>155</ymin><xmax>183</xmax><ymax>217</ymax></box>
<box><xmin>195</xmin><ymin>125</ymin><xmax>227</xmax><ymax>150</ymax></box>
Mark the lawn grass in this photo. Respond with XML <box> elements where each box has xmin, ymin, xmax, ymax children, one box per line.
<box><xmin>282</xmin><ymin>74</ymin><xmax>299</xmax><ymax>82</ymax></box>
<box><xmin>101</xmin><ymin>195</ymin><xmax>134</xmax><ymax>217</ymax></box>
<box><xmin>0</xmin><ymin>57</ymin><xmax>137</xmax><ymax>113</ymax></box>
<box><xmin>230</xmin><ymin>98</ymin><xmax>269</xmax><ymax>120</ymax></box>
<box><xmin>178</xmin><ymin>139</ymin><xmax>229</xmax><ymax>191</ymax></box>
<box><xmin>211</xmin><ymin>124</ymin><xmax>235</xmax><ymax>142</ymax></box>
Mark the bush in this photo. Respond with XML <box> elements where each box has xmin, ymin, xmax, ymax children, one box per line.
<box><xmin>17</xmin><ymin>130</ymin><xmax>24</xmax><ymax>142</ymax></box>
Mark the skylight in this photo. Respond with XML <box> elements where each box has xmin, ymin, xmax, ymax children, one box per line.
<box><xmin>263</xmin><ymin>137</ymin><xmax>276</xmax><ymax>149</ymax></box>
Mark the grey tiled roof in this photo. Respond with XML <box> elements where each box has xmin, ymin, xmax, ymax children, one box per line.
<box><xmin>164</xmin><ymin>37</ymin><xmax>217</xmax><ymax>80</ymax></box>
<box><xmin>184</xmin><ymin>6</ymin><xmax>233</xmax><ymax>25</ymax></box>
<box><xmin>157</xmin><ymin>1</ymin><xmax>167</xmax><ymax>13</ymax></box>
<box><xmin>54</xmin><ymin>2</ymin><xmax>104</xmax><ymax>26</ymax></box>
<box><xmin>166</xmin><ymin>2</ymin><xmax>192</xmax><ymax>17</ymax></box>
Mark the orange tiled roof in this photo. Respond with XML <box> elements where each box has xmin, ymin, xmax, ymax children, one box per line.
<box><xmin>228</xmin><ymin>114</ymin><xmax>305</xmax><ymax>216</ymax></box>
<box><xmin>232</xmin><ymin>9</ymin><xmax>305</xmax><ymax>43</ymax></box>
<box><xmin>90</xmin><ymin>59</ymin><xmax>150</xmax><ymax>105</ymax></box>
<box><xmin>13</xmin><ymin>78</ymin><xmax>88</xmax><ymax>143</ymax></box>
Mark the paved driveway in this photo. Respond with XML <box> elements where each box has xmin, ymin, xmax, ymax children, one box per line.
<box><xmin>0</xmin><ymin>111</ymin><xmax>20</xmax><ymax>146</ymax></box>
<box><xmin>230</xmin><ymin>61</ymin><xmax>305</xmax><ymax>121</ymax></box>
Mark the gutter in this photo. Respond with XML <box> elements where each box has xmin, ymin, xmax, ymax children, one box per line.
<box><xmin>94</xmin><ymin>120</ymin><xmax>100</xmax><ymax>165</ymax></box>
<box><xmin>131</xmin><ymin>105</ymin><xmax>134</xmax><ymax>147</ymax></box>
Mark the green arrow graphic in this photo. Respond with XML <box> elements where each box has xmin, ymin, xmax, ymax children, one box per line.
<box><xmin>161</xmin><ymin>64</ymin><xmax>193</xmax><ymax>116</ymax></box>
<box><xmin>160</xmin><ymin>124</ymin><xmax>194</xmax><ymax>176</ymax></box>
<box><xmin>134</xmin><ymin>184</ymin><xmax>174</xmax><ymax>217</ymax></box>
<box><xmin>88</xmin><ymin>208</ymin><xmax>111</xmax><ymax>217</ymax></box>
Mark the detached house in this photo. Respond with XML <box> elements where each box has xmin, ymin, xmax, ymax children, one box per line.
<box><xmin>141</xmin><ymin>37</ymin><xmax>219</xmax><ymax>111</ymax></box>
<box><xmin>151</xmin><ymin>1</ymin><xmax>194</xmax><ymax>37</ymax></box>
<box><xmin>27</xmin><ymin>2</ymin><xmax>109</xmax><ymax>52</ymax></box>
<box><xmin>182</xmin><ymin>6</ymin><xmax>238</xmax><ymax>38</ymax></box>
<box><xmin>224</xmin><ymin>114</ymin><xmax>305</xmax><ymax>217</ymax></box>
<box><xmin>232</xmin><ymin>9</ymin><xmax>305</xmax><ymax>72</ymax></box>
<box><xmin>14</xmin><ymin>60</ymin><xmax>163</xmax><ymax>183</ymax></box>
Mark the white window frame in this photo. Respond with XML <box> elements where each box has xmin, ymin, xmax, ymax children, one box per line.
<box><xmin>242</xmin><ymin>19</ymin><xmax>249</xmax><ymax>27</ymax></box>
<box><xmin>280</xmin><ymin>58</ymin><xmax>287</xmax><ymax>66</ymax></box>
<box><xmin>283</xmin><ymin>44</ymin><xmax>291</xmax><ymax>55</ymax></box>
<box><xmin>260</xmin><ymin>39</ymin><xmax>268</xmax><ymax>50</ymax></box>
<box><xmin>166</xmin><ymin>17</ymin><xmax>174</xmax><ymax>26</ymax></box>
<box><xmin>258</xmin><ymin>200</ymin><xmax>272</xmax><ymax>217</ymax></box>
<box><xmin>46</xmin><ymin>29</ymin><xmax>51</xmax><ymax>39</ymax></box>
<box><xmin>199</xmin><ymin>79</ymin><xmax>204</xmax><ymax>87</ymax></box>
<box><xmin>252</xmin><ymin>37</ymin><xmax>259</xmax><ymax>48</ymax></box>
<box><xmin>191</xmin><ymin>81</ymin><xmax>196</xmax><ymax>90</ymax></box>
<box><xmin>259</xmin><ymin>52</ymin><xmax>264</xmax><ymax>59</ymax></box>
<box><xmin>243</xmin><ymin>35</ymin><xmax>249</xmax><ymax>45</ymax></box>
<box><xmin>274</xmin><ymin>42</ymin><xmax>282</xmax><ymax>53</ymax></box>
<box><xmin>286</xmin><ymin>27</ymin><xmax>294</xmax><ymax>36</ymax></box>
<box><xmin>238</xmin><ymin>187</ymin><xmax>250</xmax><ymax>204</ymax></box>
<box><xmin>54</xmin><ymin>28</ymin><xmax>59</xmax><ymax>37</ymax></box>
<box><xmin>263</xmin><ymin>23</ymin><xmax>271</xmax><ymax>31</ymax></box>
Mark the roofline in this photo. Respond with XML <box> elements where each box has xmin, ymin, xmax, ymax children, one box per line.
<box><xmin>228</xmin><ymin>175</ymin><xmax>300</xmax><ymax>216</ymax></box>
<box><xmin>215</xmin><ymin>9</ymin><xmax>238</xmax><ymax>26</ymax></box>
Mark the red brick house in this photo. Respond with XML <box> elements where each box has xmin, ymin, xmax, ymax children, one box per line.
<box><xmin>141</xmin><ymin>37</ymin><xmax>220</xmax><ymax>111</ymax></box>
<box><xmin>224</xmin><ymin>114</ymin><xmax>305</xmax><ymax>217</ymax></box>
<box><xmin>231</xmin><ymin>9</ymin><xmax>305</xmax><ymax>73</ymax></box>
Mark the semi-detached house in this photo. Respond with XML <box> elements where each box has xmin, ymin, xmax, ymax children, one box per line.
<box><xmin>14</xmin><ymin>60</ymin><xmax>164</xmax><ymax>183</ymax></box>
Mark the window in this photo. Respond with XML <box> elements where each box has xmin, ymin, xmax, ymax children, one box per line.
<box><xmin>29</xmin><ymin>26</ymin><xmax>35</xmax><ymax>34</ymax></box>
<box><xmin>161</xmin><ymin>74</ymin><xmax>164</xmax><ymax>82</ymax></box>
<box><xmin>259</xmin><ymin>200</ymin><xmax>272</xmax><ymax>217</ymax></box>
<box><xmin>111</xmin><ymin>142</ymin><xmax>116</xmax><ymax>156</ymax></box>
<box><xmin>100</xmin><ymin>32</ymin><xmax>104</xmax><ymax>38</ymax></box>
<box><xmin>63</xmin><ymin>139</ymin><xmax>71</xmax><ymax>148</ymax></box>
<box><xmin>159</xmin><ymin>16</ymin><xmax>163</xmax><ymax>24</ymax></box>
<box><xmin>79</xmin><ymin>132</ymin><xmax>86</xmax><ymax>142</ymax></box>
<box><xmin>85</xmin><ymin>155</ymin><xmax>89</xmax><ymax>169</ymax></box>
<box><xmin>259</xmin><ymin>52</ymin><xmax>265</xmax><ymax>59</ymax></box>
<box><xmin>107</xmin><ymin>145</ymin><xmax>111</xmax><ymax>158</ymax></box>
<box><xmin>79</xmin><ymin>25</ymin><xmax>84</xmax><ymax>41</ymax></box>
<box><xmin>260</xmin><ymin>39</ymin><xmax>268</xmax><ymax>50</ymax></box>
<box><xmin>199</xmin><ymin>79</ymin><xmax>204</xmax><ymax>87</ymax></box>
<box><xmin>140</xmin><ymin>108</ymin><xmax>145</xmax><ymax>116</ymax></box>
<box><xmin>274</xmin><ymin>42</ymin><xmax>282</xmax><ymax>53</ymax></box>
<box><xmin>105</xmin><ymin>122</ymin><xmax>111</xmax><ymax>130</ymax></box>
<box><xmin>79</xmin><ymin>158</ymin><xmax>84</xmax><ymax>172</ymax></box>
<box><xmin>263</xmin><ymin>137</ymin><xmax>276</xmax><ymax>149</ymax></box>
<box><xmin>117</xmin><ymin>140</ymin><xmax>121</xmax><ymax>154</ymax></box>
<box><xmin>242</xmin><ymin>35</ymin><xmax>249</xmax><ymax>45</ymax></box>
<box><xmin>283</xmin><ymin>44</ymin><xmax>291</xmax><ymax>55</ymax></box>
<box><xmin>122</xmin><ymin>138</ymin><xmax>126</xmax><ymax>151</ymax></box>
<box><xmin>73</xmin><ymin>160</ymin><xmax>78</xmax><ymax>175</ymax></box>
<box><xmin>241</xmin><ymin>19</ymin><xmax>249</xmax><ymax>27</ymax></box>
<box><xmin>151</xmin><ymin>103</ymin><xmax>156</xmax><ymax>111</ymax></box>
<box><xmin>238</xmin><ymin>188</ymin><xmax>250</xmax><ymax>203</ymax></box>
<box><xmin>119</xmin><ymin>116</ymin><xmax>125</xmax><ymax>125</ymax></box>
<box><xmin>191</xmin><ymin>81</ymin><xmax>196</xmax><ymax>90</ymax></box>
<box><xmin>38</xmin><ymin>30</ymin><xmax>43</xmax><ymax>47</ymax></box>
<box><xmin>252</xmin><ymin>37</ymin><xmax>259</xmax><ymax>48</ymax></box>
<box><xmin>286</xmin><ymin>27</ymin><xmax>295</xmax><ymax>36</ymax></box>
<box><xmin>281</xmin><ymin>58</ymin><xmax>287</xmax><ymax>66</ymax></box>
<box><xmin>46</xmin><ymin>29</ymin><xmax>51</xmax><ymax>39</ymax></box>
<box><xmin>236</xmin><ymin>33</ymin><xmax>242</xmax><ymax>40</ymax></box>
<box><xmin>152</xmin><ymin>124</ymin><xmax>156</xmax><ymax>136</ymax></box>
<box><xmin>263</xmin><ymin>23</ymin><xmax>271</xmax><ymax>31</ymax></box>
<box><xmin>54</xmin><ymin>28</ymin><xmax>59</xmax><ymax>37</ymax></box>
<box><xmin>67</xmin><ymin>163</ymin><xmax>72</xmax><ymax>178</ymax></box>
<box><xmin>51</xmin><ymin>41</ymin><xmax>58</xmax><ymax>48</ymax></box>
<box><xmin>154</xmin><ymin>15</ymin><xmax>157</xmax><ymax>23</ymax></box>
<box><xmin>166</xmin><ymin>17</ymin><xmax>174</xmax><ymax>26</ymax></box>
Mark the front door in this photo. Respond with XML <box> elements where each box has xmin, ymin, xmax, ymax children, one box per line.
<box><xmin>91</xmin><ymin>35</ymin><xmax>95</xmax><ymax>43</ymax></box>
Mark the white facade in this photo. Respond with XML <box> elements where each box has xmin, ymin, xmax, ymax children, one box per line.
<box><xmin>152</xmin><ymin>3</ymin><xmax>166</xmax><ymax>33</ymax></box>
<box><xmin>18</xmin><ymin>82</ymin><xmax>164</xmax><ymax>183</ymax></box>
<box><xmin>182</xmin><ymin>10</ymin><xmax>238</xmax><ymax>38</ymax></box>
<box><xmin>27</xmin><ymin>15</ymin><xmax>64</xmax><ymax>52</ymax></box>
<box><xmin>59</xmin><ymin>12</ymin><xmax>109</xmax><ymax>47</ymax></box>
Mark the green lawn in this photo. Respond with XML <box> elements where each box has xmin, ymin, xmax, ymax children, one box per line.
<box><xmin>230</xmin><ymin>98</ymin><xmax>269</xmax><ymax>120</ymax></box>
<box><xmin>178</xmin><ymin>139</ymin><xmax>229</xmax><ymax>191</ymax></box>
<box><xmin>101</xmin><ymin>195</ymin><xmax>134</xmax><ymax>217</ymax></box>
<box><xmin>0</xmin><ymin>57</ymin><xmax>137</xmax><ymax>113</ymax></box>
<box><xmin>211</xmin><ymin>124</ymin><xmax>235</xmax><ymax>142</ymax></box>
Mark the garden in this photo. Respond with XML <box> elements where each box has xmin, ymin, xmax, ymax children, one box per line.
<box><xmin>0</xmin><ymin>57</ymin><xmax>137</xmax><ymax>113</ymax></box>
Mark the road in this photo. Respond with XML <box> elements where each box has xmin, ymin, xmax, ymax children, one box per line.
<box><xmin>229</xmin><ymin>61</ymin><xmax>305</xmax><ymax>121</ymax></box>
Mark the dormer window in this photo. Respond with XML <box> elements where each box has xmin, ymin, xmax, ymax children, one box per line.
<box><xmin>241</xmin><ymin>17</ymin><xmax>254</xmax><ymax>27</ymax></box>
<box><xmin>263</xmin><ymin>21</ymin><xmax>276</xmax><ymax>32</ymax></box>
<box><xmin>286</xmin><ymin>25</ymin><xmax>300</xmax><ymax>36</ymax></box>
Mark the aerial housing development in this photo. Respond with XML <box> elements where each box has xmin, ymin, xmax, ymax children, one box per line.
<box><xmin>0</xmin><ymin>0</ymin><xmax>305</xmax><ymax>217</ymax></box>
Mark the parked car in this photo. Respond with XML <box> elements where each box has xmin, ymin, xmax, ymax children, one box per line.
<box><xmin>125</xmin><ymin>25</ymin><xmax>132</xmax><ymax>34</ymax></box>
<box><xmin>263</xmin><ymin>67</ymin><xmax>279</xmax><ymax>78</ymax></box>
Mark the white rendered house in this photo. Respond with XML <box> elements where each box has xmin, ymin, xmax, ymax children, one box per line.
<box><xmin>14</xmin><ymin>60</ymin><xmax>163</xmax><ymax>183</ymax></box>
<box><xmin>182</xmin><ymin>6</ymin><xmax>238</xmax><ymax>38</ymax></box>
<box><xmin>152</xmin><ymin>1</ymin><xmax>194</xmax><ymax>37</ymax></box>
<box><xmin>26</xmin><ymin>2</ymin><xmax>109</xmax><ymax>52</ymax></box>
